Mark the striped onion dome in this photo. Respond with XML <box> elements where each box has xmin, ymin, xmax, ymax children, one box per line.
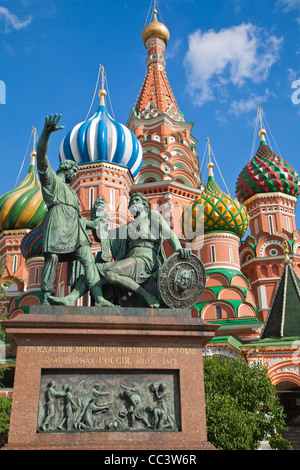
<box><xmin>59</xmin><ymin>89</ymin><xmax>143</xmax><ymax>179</ymax></box>
<box><xmin>21</xmin><ymin>219</ymin><xmax>44</xmax><ymax>260</ymax></box>
<box><xmin>0</xmin><ymin>152</ymin><xmax>47</xmax><ymax>232</ymax></box>
<box><xmin>236</xmin><ymin>129</ymin><xmax>300</xmax><ymax>203</ymax></box>
<box><xmin>183</xmin><ymin>161</ymin><xmax>249</xmax><ymax>240</ymax></box>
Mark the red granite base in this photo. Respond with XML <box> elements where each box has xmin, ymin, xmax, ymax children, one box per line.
<box><xmin>3</xmin><ymin>306</ymin><xmax>218</xmax><ymax>451</ymax></box>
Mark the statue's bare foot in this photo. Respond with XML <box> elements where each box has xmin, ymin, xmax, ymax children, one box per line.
<box><xmin>48</xmin><ymin>295</ymin><xmax>76</xmax><ymax>306</ymax></box>
<box><xmin>94</xmin><ymin>297</ymin><xmax>114</xmax><ymax>307</ymax></box>
<box><xmin>145</xmin><ymin>293</ymin><xmax>160</xmax><ymax>308</ymax></box>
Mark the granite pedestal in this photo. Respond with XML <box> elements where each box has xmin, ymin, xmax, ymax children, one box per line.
<box><xmin>3</xmin><ymin>306</ymin><xmax>218</xmax><ymax>450</ymax></box>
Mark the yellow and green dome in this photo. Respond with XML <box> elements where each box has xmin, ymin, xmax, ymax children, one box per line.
<box><xmin>0</xmin><ymin>152</ymin><xmax>47</xmax><ymax>232</ymax></box>
<box><xmin>183</xmin><ymin>161</ymin><xmax>249</xmax><ymax>240</ymax></box>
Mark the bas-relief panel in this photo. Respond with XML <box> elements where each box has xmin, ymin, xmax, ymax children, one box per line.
<box><xmin>37</xmin><ymin>370</ymin><xmax>181</xmax><ymax>433</ymax></box>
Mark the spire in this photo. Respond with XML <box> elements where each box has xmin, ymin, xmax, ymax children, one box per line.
<box><xmin>283</xmin><ymin>235</ymin><xmax>292</xmax><ymax>265</ymax></box>
<box><xmin>142</xmin><ymin>4</ymin><xmax>170</xmax><ymax>46</ymax></box>
<box><xmin>261</xmin><ymin>242</ymin><xmax>300</xmax><ymax>339</ymax></box>
<box><xmin>134</xmin><ymin>5</ymin><xmax>183</xmax><ymax>121</ymax></box>
<box><xmin>30</xmin><ymin>127</ymin><xmax>38</xmax><ymax>165</ymax></box>
<box><xmin>258</xmin><ymin>103</ymin><xmax>267</xmax><ymax>144</ymax></box>
<box><xmin>98</xmin><ymin>65</ymin><xmax>107</xmax><ymax>107</ymax></box>
<box><xmin>207</xmin><ymin>138</ymin><xmax>214</xmax><ymax>180</ymax></box>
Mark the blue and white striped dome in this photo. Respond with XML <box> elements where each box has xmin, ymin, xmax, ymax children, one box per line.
<box><xmin>59</xmin><ymin>104</ymin><xmax>143</xmax><ymax>179</ymax></box>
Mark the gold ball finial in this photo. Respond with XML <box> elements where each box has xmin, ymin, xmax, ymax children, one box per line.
<box><xmin>207</xmin><ymin>137</ymin><xmax>214</xmax><ymax>178</ymax></box>
<box><xmin>283</xmin><ymin>235</ymin><xmax>292</xmax><ymax>265</ymax></box>
<box><xmin>98</xmin><ymin>65</ymin><xmax>107</xmax><ymax>106</ymax></box>
<box><xmin>142</xmin><ymin>7</ymin><xmax>170</xmax><ymax>45</ymax></box>
<box><xmin>98</xmin><ymin>88</ymin><xmax>107</xmax><ymax>106</ymax></box>
<box><xmin>258</xmin><ymin>128</ymin><xmax>267</xmax><ymax>142</ymax></box>
<box><xmin>258</xmin><ymin>103</ymin><xmax>267</xmax><ymax>142</ymax></box>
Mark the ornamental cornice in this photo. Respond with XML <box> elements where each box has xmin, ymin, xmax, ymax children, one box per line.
<box><xmin>0</xmin><ymin>229</ymin><xmax>31</xmax><ymax>236</ymax></box>
<box><xmin>128</xmin><ymin>113</ymin><xmax>194</xmax><ymax>132</ymax></box>
<box><xmin>243</xmin><ymin>192</ymin><xmax>297</xmax><ymax>206</ymax></box>
<box><xmin>76</xmin><ymin>161</ymin><xmax>133</xmax><ymax>179</ymax></box>
<box><xmin>132</xmin><ymin>180</ymin><xmax>202</xmax><ymax>197</ymax></box>
<box><xmin>204</xmin><ymin>231</ymin><xmax>240</xmax><ymax>242</ymax></box>
<box><xmin>25</xmin><ymin>257</ymin><xmax>45</xmax><ymax>265</ymax></box>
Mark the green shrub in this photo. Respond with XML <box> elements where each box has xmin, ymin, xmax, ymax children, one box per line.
<box><xmin>204</xmin><ymin>355</ymin><xmax>291</xmax><ymax>450</ymax></box>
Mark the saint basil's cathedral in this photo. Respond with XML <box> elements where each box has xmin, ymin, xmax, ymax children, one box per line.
<box><xmin>1</xmin><ymin>7</ymin><xmax>300</xmax><ymax>446</ymax></box>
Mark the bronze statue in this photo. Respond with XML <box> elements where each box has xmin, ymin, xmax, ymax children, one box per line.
<box><xmin>36</xmin><ymin>114</ymin><xmax>111</xmax><ymax>307</ymax></box>
<box><xmin>48</xmin><ymin>192</ymin><xmax>192</xmax><ymax>308</ymax></box>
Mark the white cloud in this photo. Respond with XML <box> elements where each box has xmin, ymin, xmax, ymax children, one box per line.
<box><xmin>183</xmin><ymin>23</ymin><xmax>282</xmax><ymax>107</ymax></box>
<box><xmin>229</xmin><ymin>89</ymin><xmax>274</xmax><ymax>117</ymax></box>
<box><xmin>278</xmin><ymin>0</ymin><xmax>300</xmax><ymax>12</ymax></box>
<box><xmin>277</xmin><ymin>0</ymin><xmax>300</xmax><ymax>22</ymax></box>
<box><xmin>0</xmin><ymin>6</ymin><xmax>32</xmax><ymax>33</ymax></box>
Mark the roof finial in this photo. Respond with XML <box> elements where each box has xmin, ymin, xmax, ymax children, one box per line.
<box><xmin>258</xmin><ymin>103</ymin><xmax>267</xmax><ymax>143</ymax></box>
<box><xmin>207</xmin><ymin>137</ymin><xmax>214</xmax><ymax>178</ymax></box>
<box><xmin>98</xmin><ymin>65</ymin><xmax>107</xmax><ymax>106</ymax></box>
<box><xmin>30</xmin><ymin>127</ymin><xmax>38</xmax><ymax>163</ymax></box>
<box><xmin>283</xmin><ymin>235</ymin><xmax>292</xmax><ymax>265</ymax></box>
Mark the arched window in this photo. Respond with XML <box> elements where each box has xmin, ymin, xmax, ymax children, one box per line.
<box><xmin>211</xmin><ymin>245</ymin><xmax>216</xmax><ymax>263</ymax></box>
<box><xmin>268</xmin><ymin>215</ymin><xmax>274</xmax><ymax>235</ymax></box>
<box><xmin>110</xmin><ymin>188</ymin><xmax>115</xmax><ymax>212</ymax></box>
<box><xmin>34</xmin><ymin>268</ymin><xmax>39</xmax><ymax>285</ymax></box>
<box><xmin>216</xmin><ymin>305</ymin><xmax>222</xmax><ymax>319</ymax></box>
<box><xmin>12</xmin><ymin>255</ymin><xmax>18</xmax><ymax>274</ymax></box>
<box><xmin>229</xmin><ymin>245</ymin><xmax>233</xmax><ymax>263</ymax></box>
<box><xmin>89</xmin><ymin>187</ymin><xmax>95</xmax><ymax>210</ymax></box>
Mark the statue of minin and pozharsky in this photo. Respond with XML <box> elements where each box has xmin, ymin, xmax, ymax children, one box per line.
<box><xmin>36</xmin><ymin>114</ymin><xmax>206</xmax><ymax>309</ymax></box>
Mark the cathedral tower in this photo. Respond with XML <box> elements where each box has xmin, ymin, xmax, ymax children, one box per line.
<box><xmin>236</xmin><ymin>109</ymin><xmax>300</xmax><ymax>321</ymax></box>
<box><xmin>128</xmin><ymin>8</ymin><xmax>202</xmax><ymax>239</ymax></box>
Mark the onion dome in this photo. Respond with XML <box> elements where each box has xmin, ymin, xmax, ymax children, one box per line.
<box><xmin>183</xmin><ymin>144</ymin><xmax>249</xmax><ymax>240</ymax></box>
<box><xmin>142</xmin><ymin>8</ymin><xmax>170</xmax><ymax>45</ymax></box>
<box><xmin>21</xmin><ymin>219</ymin><xmax>44</xmax><ymax>260</ymax></box>
<box><xmin>236</xmin><ymin>128</ymin><xmax>300</xmax><ymax>203</ymax></box>
<box><xmin>59</xmin><ymin>86</ymin><xmax>143</xmax><ymax>179</ymax></box>
<box><xmin>0</xmin><ymin>149</ymin><xmax>47</xmax><ymax>232</ymax></box>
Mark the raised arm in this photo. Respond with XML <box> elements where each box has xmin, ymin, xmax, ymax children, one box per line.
<box><xmin>37</xmin><ymin>114</ymin><xmax>64</xmax><ymax>172</ymax></box>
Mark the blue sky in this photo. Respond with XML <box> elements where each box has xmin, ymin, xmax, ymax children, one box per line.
<box><xmin>1</xmin><ymin>0</ymin><xmax>300</xmax><ymax>225</ymax></box>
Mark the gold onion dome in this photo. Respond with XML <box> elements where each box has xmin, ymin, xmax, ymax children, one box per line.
<box><xmin>0</xmin><ymin>136</ymin><xmax>47</xmax><ymax>232</ymax></box>
<box><xmin>142</xmin><ymin>8</ymin><xmax>170</xmax><ymax>45</ymax></box>
<box><xmin>183</xmin><ymin>149</ymin><xmax>249</xmax><ymax>241</ymax></box>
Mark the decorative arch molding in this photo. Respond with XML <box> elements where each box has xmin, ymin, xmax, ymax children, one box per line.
<box><xmin>142</xmin><ymin>156</ymin><xmax>162</xmax><ymax>167</ymax></box>
<box><xmin>206</xmin><ymin>272</ymin><xmax>230</xmax><ymax>287</ymax></box>
<box><xmin>136</xmin><ymin>168</ymin><xmax>164</xmax><ymax>184</ymax></box>
<box><xmin>141</xmin><ymin>139</ymin><xmax>165</xmax><ymax>154</ymax></box>
<box><xmin>231</xmin><ymin>274</ymin><xmax>249</xmax><ymax>289</ymax></box>
<box><xmin>218</xmin><ymin>287</ymin><xmax>245</xmax><ymax>301</ymax></box>
<box><xmin>8</xmin><ymin>308</ymin><xmax>24</xmax><ymax>320</ymax></box>
<box><xmin>240</xmin><ymin>246</ymin><xmax>255</xmax><ymax>264</ymax></box>
<box><xmin>200</xmin><ymin>289</ymin><xmax>217</xmax><ymax>302</ymax></box>
<box><xmin>237</xmin><ymin>303</ymin><xmax>257</xmax><ymax>317</ymax></box>
<box><xmin>18</xmin><ymin>293</ymin><xmax>40</xmax><ymax>308</ymax></box>
<box><xmin>259</xmin><ymin>239</ymin><xmax>284</xmax><ymax>257</ymax></box>
<box><xmin>293</xmin><ymin>241</ymin><xmax>300</xmax><ymax>254</ymax></box>
<box><xmin>170</xmin><ymin>159</ymin><xmax>194</xmax><ymax>173</ymax></box>
<box><xmin>271</xmin><ymin>372</ymin><xmax>300</xmax><ymax>387</ymax></box>
<box><xmin>202</xmin><ymin>300</ymin><xmax>236</xmax><ymax>320</ymax></box>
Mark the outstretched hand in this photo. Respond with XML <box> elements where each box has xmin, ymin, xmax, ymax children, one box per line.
<box><xmin>43</xmin><ymin>114</ymin><xmax>64</xmax><ymax>135</ymax></box>
<box><xmin>177</xmin><ymin>248</ymin><xmax>191</xmax><ymax>259</ymax></box>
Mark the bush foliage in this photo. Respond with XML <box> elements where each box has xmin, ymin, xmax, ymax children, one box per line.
<box><xmin>204</xmin><ymin>355</ymin><xmax>292</xmax><ymax>450</ymax></box>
